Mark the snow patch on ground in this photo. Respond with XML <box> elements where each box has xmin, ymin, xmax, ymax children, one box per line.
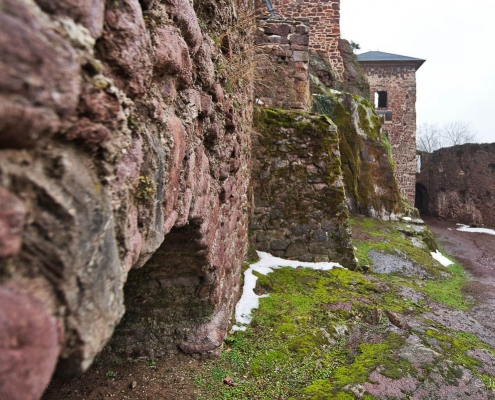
<box><xmin>456</xmin><ymin>224</ymin><xmax>495</xmax><ymax>236</ymax></box>
<box><xmin>431</xmin><ymin>250</ymin><xmax>454</xmax><ymax>267</ymax></box>
<box><xmin>232</xmin><ymin>251</ymin><xmax>343</xmax><ymax>330</ymax></box>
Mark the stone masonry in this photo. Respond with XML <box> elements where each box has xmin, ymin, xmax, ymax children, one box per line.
<box><xmin>250</xmin><ymin>108</ymin><xmax>356</xmax><ymax>269</ymax></box>
<box><xmin>257</xmin><ymin>0</ymin><xmax>344</xmax><ymax>79</ymax></box>
<box><xmin>255</xmin><ymin>17</ymin><xmax>311</xmax><ymax>110</ymax></box>
<box><xmin>416</xmin><ymin>144</ymin><xmax>495</xmax><ymax>228</ymax></box>
<box><xmin>358</xmin><ymin>55</ymin><xmax>425</xmax><ymax>204</ymax></box>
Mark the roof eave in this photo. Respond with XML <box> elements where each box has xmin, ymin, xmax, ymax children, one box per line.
<box><xmin>357</xmin><ymin>59</ymin><xmax>426</xmax><ymax>70</ymax></box>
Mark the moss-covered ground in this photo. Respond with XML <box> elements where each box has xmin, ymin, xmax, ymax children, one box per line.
<box><xmin>194</xmin><ymin>216</ymin><xmax>495</xmax><ymax>399</ymax></box>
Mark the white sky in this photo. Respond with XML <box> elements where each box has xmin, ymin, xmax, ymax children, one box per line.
<box><xmin>340</xmin><ymin>0</ymin><xmax>495</xmax><ymax>143</ymax></box>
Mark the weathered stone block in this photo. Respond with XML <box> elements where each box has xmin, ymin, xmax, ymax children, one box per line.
<box><xmin>290</xmin><ymin>224</ymin><xmax>311</xmax><ymax>236</ymax></box>
<box><xmin>285</xmin><ymin>242</ymin><xmax>308</xmax><ymax>257</ymax></box>
<box><xmin>270</xmin><ymin>239</ymin><xmax>291</xmax><ymax>251</ymax></box>
<box><xmin>264</xmin><ymin>23</ymin><xmax>291</xmax><ymax>36</ymax></box>
<box><xmin>290</xmin><ymin>33</ymin><xmax>309</xmax><ymax>46</ymax></box>
<box><xmin>293</xmin><ymin>50</ymin><xmax>309</xmax><ymax>62</ymax></box>
<box><xmin>313</xmin><ymin>229</ymin><xmax>328</xmax><ymax>242</ymax></box>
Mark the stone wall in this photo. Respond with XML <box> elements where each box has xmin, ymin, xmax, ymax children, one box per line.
<box><xmin>256</xmin><ymin>0</ymin><xmax>344</xmax><ymax>79</ymax></box>
<box><xmin>254</xmin><ymin>17</ymin><xmax>311</xmax><ymax>110</ymax></box>
<box><xmin>251</xmin><ymin>108</ymin><xmax>356</xmax><ymax>269</ymax></box>
<box><xmin>0</xmin><ymin>0</ymin><xmax>253</xmax><ymax>397</ymax></box>
<box><xmin>416</xmin><ymin>144</ymin><xmax>495</xmax><ymax>228</ymax></box>
<box><xmin>359</xmin><ymin>63</ymin><xmax>419</xmax><ymax>204</ymax></box>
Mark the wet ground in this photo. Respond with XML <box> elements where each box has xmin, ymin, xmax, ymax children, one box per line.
<box><xmin>423</xmin><ymin>215</ymin><xmax>495</xmax><ymax>282</ymax></box>
<box><xmin>423</xmin><ymin>215</ymin><xmax>495</xmax><ymax>350</ymax></box>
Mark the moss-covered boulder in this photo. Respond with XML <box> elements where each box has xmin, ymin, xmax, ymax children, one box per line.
<box><xmin>313</xmin><ymin>91</ymin><xmax>403</xmax><ymax>219</ymax></box>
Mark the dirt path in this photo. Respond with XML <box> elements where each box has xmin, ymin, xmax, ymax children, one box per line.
<box><xmin>423</xmin><ymin>215</ymin><xmax>495</xmax><ymax>346</ymax></box>
<box><xmin>423</xmin><ymin>216</ymin><xmax>495</xmax><ymax>282</ymax></box>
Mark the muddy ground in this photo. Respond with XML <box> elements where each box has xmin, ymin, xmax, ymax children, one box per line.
<box><xmin>423</xmin><ymin>215</ymin><xmax>495</xmax><ymax>349</ymax></box>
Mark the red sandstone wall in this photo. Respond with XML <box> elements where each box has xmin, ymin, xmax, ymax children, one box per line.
<box><xmin>361</xmin><ymin>63</ymin><xmax>419</xmax><ymax>204</ymax></box>
<box><xmin>257</xmin><ymin>0</ymin><xmax>344</xmax><ymax>79</ymax></box>
<box><xmin>0</xmin><ymin>0</ymin><xmax>253</xmax><ymax>397</ymax></box>
<box><xmin>417</xmin><ymin>144</ymin><xmax>495</xmax><ymax>228</ymax></box>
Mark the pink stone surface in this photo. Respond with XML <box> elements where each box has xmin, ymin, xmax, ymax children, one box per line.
<box><xmin>0</xmin><ymin>288</ymin><xmax>61</xmax><ymax>400</ymax></box>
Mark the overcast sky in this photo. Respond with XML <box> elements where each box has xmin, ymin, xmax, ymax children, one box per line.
<box><xmin>340</xmin><ymin>0</ymin><xmax>495</xmax><ymax>143</ymax></box>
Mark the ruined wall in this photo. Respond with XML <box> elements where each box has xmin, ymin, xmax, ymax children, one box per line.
<box><xmin>256</xmin><ymin>0</ymin><xmax>343</xmax><ymax>79</ymax></box>
<box><xmin>0</xmin><ymin>0</ymin><xmax>253</xmax><ymax>397</ymax></box>
<box><xmin>254</xmin><ymin>17</ymin><xmax>311</xmax><ymax>111</ymax></box>
<box><xmin>250</xmin><ymin>108</ymin><xmax>356</xmax><ymax>269</ymax></box>
<box><xmin>360</xmin><ymin>63</ymin><xmax>419</xmax><ymax>204</ymax></box>
<box><xmin>417</xmin><ymin>144</ymin><xmax>495</xmax><ymax>228</ymax></box>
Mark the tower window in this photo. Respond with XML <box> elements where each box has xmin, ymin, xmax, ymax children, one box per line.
<box><xmin>376</xmin><ymin>91</ymin><xmax>388</xmax><ymax>108</ymax></box>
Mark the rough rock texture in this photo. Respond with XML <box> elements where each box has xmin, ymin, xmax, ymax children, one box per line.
<box><xmin>416</xmin><ymin>143</ymin><xmax>495</xmax><ymax>228</ymax></box>
<box><xmin>0</xmin><ymin>288</ymin><xmax>61</xmax><ymax>400</ymax></box>
<box><xmin>255</xmin><ymin>17</ymin><xmax>311</xmax><ymax>111</ymax></box>
<box><xmin>256</xmin><ymin>0</ymin><xmax>344</xmax><ymax>79</ymax></box>
<box><xmin>309</xmin><ymin>40</ymin><xmax>369</xmax><ymax>99</ymax></box>
<box><xmin>0</xmin><ymin>0</ymin><xmax>253</xmax><ymax>396</ymax></box>
<box><xmin>312</xmin><ymin>91</ymin><xmax>403</xmax><ymax>219</ymax></box>
<box><xmin>358</xmin><ymin>59</ymin><xmax>423</xmax><ymax>205</ymax></box>
<box><xmin>250</xmin><ymin>108</ymin><xmax>356</xmax><ymax>268</ymax></box>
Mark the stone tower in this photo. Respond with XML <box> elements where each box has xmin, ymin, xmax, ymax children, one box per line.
<box><xmin>260</xmin><ymin>0</ymin><xmax>344</xmax><ymax>78</ymax></box>
<box><xmin>357</xmin><ymin>51</ymin><xmax>425</xmax><ymax>204</ymax></box>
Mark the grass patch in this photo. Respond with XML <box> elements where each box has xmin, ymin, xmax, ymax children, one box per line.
<box><xmin>422</xmin><ymin>261</ymin><xmax>473</xmax><ymax>310</ymax></box>
<box><xmin>195</xmin><ymin>216</ymin><xmax>489</xmax><ymax>399</ymax></box>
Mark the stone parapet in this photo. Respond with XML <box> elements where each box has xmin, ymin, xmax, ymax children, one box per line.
<box><xmin>257</xmin><ymin>0</ymin><xmax>344</xmax><ymax>79</ymax></box>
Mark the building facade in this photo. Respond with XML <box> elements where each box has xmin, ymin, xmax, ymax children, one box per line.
<box><xmin>357</xmin><ymin>51</ymin><xmax>425</xmax><ymax>204</ymax></box>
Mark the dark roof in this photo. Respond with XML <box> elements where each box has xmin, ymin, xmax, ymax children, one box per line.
<box><xmin>356</xmin><ymin>51</ymin><xmax>425</xmax><ymax>68</ymax></box>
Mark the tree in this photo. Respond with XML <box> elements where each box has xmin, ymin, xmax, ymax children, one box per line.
<box><xmin>350</xmin><ymin>41</ymin><xmax>361</xmax><ymax>51</ymax></box>
<box><xmin>416</xmin><ymin>120</ymin><xmax>478</xmax><ymax>152</ymax></box>
<box><xmin>416</xmin><ymin>123</ymin><xmax>442</xmax><ymax>153</ymax></box>
<box><xmin>442</xmin><ymin>120</ymin><xmax>478</xmax><ymax>146</ymax></box>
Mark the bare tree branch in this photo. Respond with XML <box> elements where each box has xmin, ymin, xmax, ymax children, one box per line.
<box><xmin>416</xmin><ymin>120</ymin><xmax>478</xmax><ymax>152</ymax></box>
<box><xmin>442</xmin><ymin>120</ymin><xmax>478</xmax><ymax>146</ymax></box>
<box><xmin>416</xmin><ymin>123</ymin><xmax>443</xmax><ymax>152</ymax></box>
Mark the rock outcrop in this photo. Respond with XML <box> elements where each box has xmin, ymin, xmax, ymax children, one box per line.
<box><xmin>0</xmin><ymin>0</ymin><xmax>254</xmax><ymax>397</ymax></box>
<box><xmin>312</xmin><ymin>92</ymin><xmax>403</xmax><ymax>219</ymax></box>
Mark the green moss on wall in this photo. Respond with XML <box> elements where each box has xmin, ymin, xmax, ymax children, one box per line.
<box><xmin>314</xmin><ymin>93</ymin><xmax>402</xmax><ymax>215</ymax></box>
<box><xmin>253</xmin><ymin>107</ymin><xmax>348</xmax><ymax>224</ymax></box>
